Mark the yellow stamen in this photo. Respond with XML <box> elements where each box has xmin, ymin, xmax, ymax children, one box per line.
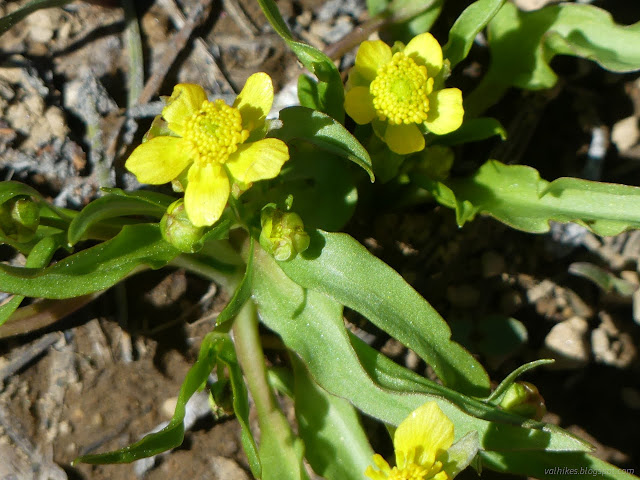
<box><xmin>369</xmin><ymin>52</ymin><xmax>433</xmax><ymax>125</ymax></box>
<box><xmin>183</xmin><ymin>99</ymin><xmax>250</xmax><ymax>165</ymax></box>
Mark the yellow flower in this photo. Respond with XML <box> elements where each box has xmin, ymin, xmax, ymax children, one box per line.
<box><xmin>125</xmin><ymin>73</ymin><xmax>289</xmax><ymax>227</ymax></box>
<box><xmin>365</xmin><ymin>402</ymin><xmax>454</xmax><ymax>480</ymax></box>
<box><xmin>344</xmin><ymin>33</ymin><xmax>464</xmax><ymax>155</ymax></box>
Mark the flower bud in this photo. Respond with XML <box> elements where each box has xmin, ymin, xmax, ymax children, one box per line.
<box><xmin>160</xmin><ymin>200</ymin><xmax>205</xmax><ymax>253</ymax></box>
<box><xmin>259</xmin><ymin>206</ymin><xmax>310</xmax><ymax>261</ymax></box>
<box><xmin>499</xmin><ymin>381</ymin><xmax>546</xmax><ymax>420</ymax></box>
<box><xmin>0</xmin><ymin>196</ymin><xmax>40</xmax><ymax>243</ymax></box>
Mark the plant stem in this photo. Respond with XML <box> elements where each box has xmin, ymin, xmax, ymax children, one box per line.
<box><xmin>232</xmin><ymin>300</ymin><xmax>276</xmax><ymax>419</ymax></box>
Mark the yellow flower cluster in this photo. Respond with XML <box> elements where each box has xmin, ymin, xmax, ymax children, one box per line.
<box><xmin>126</xmin><ymin>73</ymin><xmax>289</xmax><ymax>227</ymax></box>
<box><xmin>345</xmin><ymin>33</ymin><xmax>464</xmax><ymax>155</ymax></box>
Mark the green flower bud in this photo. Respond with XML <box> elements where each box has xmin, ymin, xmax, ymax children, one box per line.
<box><xmin>0</xmin><ymin>196</ymin><xmax>40</xmax><ymax>243</ymax></box>
<box><xmin>499</xmin><ymin>381</ymin><xmax>546</xmax><ymax>420</ymax></box>
<box><xmin>260</xmin><ymin>206</ymin><xmax>310</xmax><ymax>261</ymax></box>
<box><xmin>160</xmin><ymin>200</ymin><xmax>205</xmax><ymax>253</ymax></box>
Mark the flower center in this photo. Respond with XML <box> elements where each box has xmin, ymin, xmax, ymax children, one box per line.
<box><xmin>184</xmin><ymin>99</ymin><xmax>250</xmax><ymax>165</ymax></box>
<box><xmin>369</xmin><ymin>52</ymin><xmax>433</xmax><ymax>125</ymax></box>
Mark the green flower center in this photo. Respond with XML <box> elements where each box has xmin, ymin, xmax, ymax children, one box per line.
<box><xmin>369</xmin><ymin>52</ymin><xmax>433</xmax><ymax>125</ymax></box>
<box><xmin>184</xmin><ymin>99</ymin><xmax>249</xmax><ymax>165</ymax></box>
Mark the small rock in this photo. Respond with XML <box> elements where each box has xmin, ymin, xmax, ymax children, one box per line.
<box><xmin>591</xmin><ymin>313</ymin><xmax>637</xmax><ymax>368</ymax></box>
<box><xmin>27</xmin><ymin>10</ymin><xmax>56</xmax><ymax>44</ymax></box>
<box><xmin>211</xmin><ymin>456</ymin><xmax>250</xmax><ymax>480</ymax></box>
<box><xmin>542</xmin><ymin>316</ymin><xmax>590</xmax><ymax>368</ymax></box>
<box><xmin>611</xmin><ymin>116</ymin><xmax>639</xmax><ymax>152</ymax></box>
<box><xmin>161</xmin><ymin>396</ymin><xmax>178</xmax><ymax>419</ymax></box>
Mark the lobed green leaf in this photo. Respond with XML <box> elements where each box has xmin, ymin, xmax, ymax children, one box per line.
<box><xmin>256</xmin><ymin>0</ymin><xmax>344</xmax><ymax>122</ymax></box>
<box><xmin>415</xmin><ymin>160</ymin><xmax>640</xmax><ymax>236</ymax></box>
<box><xmin>67</xmin><ymin>193</ymin><xmax>169</xmax><ymax>245</ymax></box>
<box><xmin>0</xmin><ymin>234</ymin><xmax>64</xmax><ymax>326</ymax></box>
<box><xmin>466</xmin><ymin>3</ymin><xmax>640</xmax><ymax>115</ymax></box>
<box><xmin>291</xmin><ymin>356</ymin><xmax>374</xmax><ymax>480</ymax></box>
<box><xmin>443</xmin><ymin>0</ymin><xmax>507</xmax><ymax>69</ymax></box>
<box><xmin>480</xmin><ymin>450</ymin><xmax>639</xmax><ymax>480</ymax></box>
<box><xmin>279</xmin><ymin>229</ymin><xmax>489</xmax><ymax>396</ymax></box>
<box><xmin>271</xmin><ymin>106</ymin><xmax>374</xmax><ymax>181</ymax></box>
<box><xmin>0</xmin><ymin>224</ymin><xmax>179</xmax><ymax>299</ymax></box>
<box><xmin>251</xmin><ymin>245</ymin><xmax>590</xmax><ymax>454</ymax></box>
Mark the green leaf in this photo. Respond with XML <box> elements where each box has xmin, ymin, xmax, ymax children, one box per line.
<box><xmin>415</xmin><ymin>160</ymin><xmax>640</xmax><ymax>236</ymax></box>
<box><xmin>0</xmin><ymin>224</ymin><xmax>179</xmax><ymax>299</ymax></box>
<box><xmin>214</xmin><ymin>240</ymin><xmax>254</xmax><ymax>331</ymax></box>
<box><xmin>569</xmin><ymin>262</ymin><xmax>638</xmax><ymax>296</ymax></box>
<box><xmin>480</xmin><ymin>451</ymin><xmax>639</xmax><ymax>480</ymax></box>
<box><xmin>0</xmin><ymin>181</ymin><xmax>67</xmax><ymax>220</ymax></box>
<box><xmin>217</xmin><ymin>331</ymin><xmax>261</xmax><ymax>478</ymax></box>
<box><xmin>297</xmin><ymin>74</ymin><xmax>327</xmax><ymax>112</ymax></box>
<box><xmin>279</xmin><ymin>230</ymin><xmax>490</xmax><ymax>396</ymax></box>
<box><xmin>376</xmin><ymin>0</ymin><xmax>444</xmax><ymax>44</ymax></box>
<box><xmin>255</xmin><ymin>0</ymin><xmax>344</xmax><ymax>122</ymax></box>
<box><xmin>0</xmin><ymin>0</ymin><xmax>72</xmax><ymax>37</ymax></box>
<box><xmin>68</xmin><ymin>194</ymin><xmax>168</xmax><ymax>245</ymax></box>
<box><xmin>291</xmin><ymin>356</ymin><xmax>374</xmax><ymax>480</ymax></box>
<box><xmin>251</xmin><ymin>245</ymin><xmax>590</xmax><ymax>453</ymax></box>
<box><xmin>75</xmin><ymin>332</ymin><xmax>228</xmax><ymax>464</ymax></box>
<box><xmin>0</xmin><ymin>234</ymin><xmax>64</xmax><ymax>326</ymax></box>
<box><xmin>466</xmin><ymin>3</ymin><xmax>640</xmax><ymax>115</ymax></box>
<box><xmin>271</xmin><ymin>106</ymin><xmax>374</xmax><ymax>182</ymax></box>
<box><xmin>443</xmin><ymin>0</ymin><xmax>507</xmax><ymax>68</ymax></box>
<box><xmin>437</xmin><ymin>117</ymin><xmax>507</xmax><ymax>146</ymax></box>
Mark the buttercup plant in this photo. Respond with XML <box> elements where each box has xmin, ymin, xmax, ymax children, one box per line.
<box><xmin>1</xmin><ymin>0</ymin><xmax>640</xmax><ymax>479</ymax></box>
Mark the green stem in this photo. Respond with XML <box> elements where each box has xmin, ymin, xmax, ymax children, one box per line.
<box><xmin>233</xmin><ymin>301</ymin><xmax>277</xmax><ymax>419</ymax></box>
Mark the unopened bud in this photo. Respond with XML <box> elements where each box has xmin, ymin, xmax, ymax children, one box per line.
<box><xmin>259</xmin><ymin>206</ymin><xmax>310</xmax><ymax>261</ymax></box>
<box><xmin>160</xmin><ymin>200</ymin><xmax>205</xmax><ymax>253</ymax></box>
<box><xmin>500</xmin><ymin>381</ymin><xmax>546</xmax><ymax>420</ymax></box>
<box><xmin>0</xmin><ymin>196</ymin><xmax>40</xmax><ymax>243</ymax></box>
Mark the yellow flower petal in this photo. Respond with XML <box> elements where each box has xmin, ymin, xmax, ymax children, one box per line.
<box><xmin>226</xmin><ymin>138</ymin><xmax>289</xmax><ymax>184</ymax></box>
<box><xmin>394</xmin><ymin>402</ymin><xmax>454</xmax><ymax>470</ymax></box>
<box><xmin>404</xmin><ymin>32</ymin><xmax>444</xmax><ymax>78</ymax></box>
<box><xmin>384</xmin><ymin>123</ymin><xmax>425</xmax><ymax>155</ymax></box>
<box><xmin>365</xmin><ymin>455</ymin><xmax>392</xmax><ymax>480</ymax></box>
<box><xmin>185</xmin><ymin>162</ymin><xmax>230</xmax><ymax>227</ymax></box>
<box><xmin>344</xmin><ymin>86</ymin><xmax>377</xmax><ymax>125</ymax></box>
<box><xmin>424</xmin><ymin>88</ymin><xmax>464</xmax><ymax>135</ymax></box>
<box><xmin>355</xmin><ymin>40</ymin><xmax>392</xmax><ymax>83</ymax></box>
<box><xmin>125</xmin><ymin>136</ymin><xmax>191</xmax><ymax>184</ymax></box>
<box><xmin>162</xmin><ymin>84</ymin><xmax>207</xmax><ymax>136</ymax></box>
<box><xmin>233</xmin><ymin>72</ymin><xmax>274</xmax><ymax>132</ymax></box>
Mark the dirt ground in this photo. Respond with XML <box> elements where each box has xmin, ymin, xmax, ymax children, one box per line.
<box><xmin>0</xmin><ymin>0</ymin><xmax>639</xmax><ymax>479</ymax></box>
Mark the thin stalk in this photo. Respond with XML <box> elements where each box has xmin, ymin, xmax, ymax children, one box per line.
<box><xmin>232</xmin><ymin>300</ymin><xmax>276</xmax><ymax>419</ymax></box>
